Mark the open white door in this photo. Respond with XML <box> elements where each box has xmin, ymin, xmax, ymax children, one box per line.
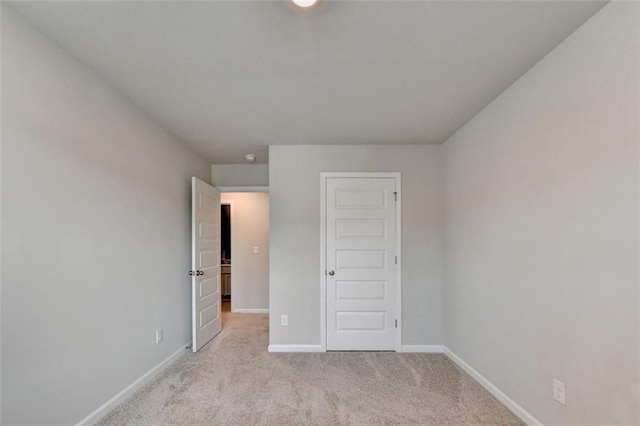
<box><xmin>191</xmin><ymin>177</ymin><xmax>222</xmax><ymax>352</ymax></box>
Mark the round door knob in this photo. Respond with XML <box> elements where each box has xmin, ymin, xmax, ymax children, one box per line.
<box><xmin>197</xmin><ymin>270</ymin><xmax>204</xmax><ymax>276</ymax></box>
<box><xmin>328</xmin><ymin>270</ymin><xmax>335</xmax><ymax>276</ymax></box>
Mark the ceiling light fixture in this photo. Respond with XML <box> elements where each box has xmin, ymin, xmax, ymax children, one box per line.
<box><xmin>245</xmin><ymin>154</ymin><xmax>256</xmax><ymax>163</ymax></box>
<box><xmin>292</xmin><ymin>0</ymin><xmax>319</xmax><ymax>8</ymax></box>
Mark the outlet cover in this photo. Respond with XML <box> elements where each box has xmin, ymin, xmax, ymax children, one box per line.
<box><xmin>553</xmin><ymin>379</ymin><xmax>565</xmax><ymax>405</ymax></box>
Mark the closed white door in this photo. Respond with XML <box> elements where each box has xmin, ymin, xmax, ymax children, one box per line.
<box><xmin>326</xmin><ymin>176</ymin><xmax>398</xmax><ymax>351</ymax></box>
<box><xmin>191</xmin><ymin>177</ymin><xmax>222</xmax><ymax>352</ymax></box>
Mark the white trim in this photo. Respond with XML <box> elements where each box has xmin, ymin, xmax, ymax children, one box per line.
<box><xmin>232</xmin><ymin>308</ymin><xmax>269</xmax><ymax>314</ymax></box>
<box><xmin>268</xmin><ymin>345</ymin><xmax>324</xmax><ymax>353</ymax></box>
<box><xmin>401</xmin><ymin>345</ymin><xmax>443</xmax><ymax>353</ymax></box>
<box><xmin>191</xmin><ymin>177</ymin><xmax>198</xmax><ymax>352</ymax></box>
<box><xmin>217</xmin><ymin>186</ymin><xmax>268</xmax><ymax>193</ymax></box>
<box><xmin>319</xmin><ymin>176</ymin><xmax>327</xmax><ymax>352</ymax></box>
<box><xmin>444</xmin><ymin>347</ymin><xmax>542</xmax><ymax>426</ymax></box>
<box><xmin>76</xmin><ymin>344</ymin><xmax>189</xmax><ymax>426</ymax></box>
<box><xmin>319</xmin><ymin>172</ymin><xmax>402</xmax><ymax>353</ymax></box>
<box><xmin>394</xmin><ymin>174</ymin><xmax>402</xmax><ymax>352</ymax></box>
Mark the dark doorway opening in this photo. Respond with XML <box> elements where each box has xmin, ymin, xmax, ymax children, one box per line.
<box><xmin>221</xmin><ymin>204</ymin><xmax>231</xmax><ymax>302</ymax></box>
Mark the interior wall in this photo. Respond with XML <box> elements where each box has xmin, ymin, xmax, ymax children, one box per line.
<box><xmin>269</xmin><ymin>145</ymin><xmax>443</xmax><ymax>347</ymax></box>
<box><xmin>443</xmin><ymin>2</ymin><xmax>639</xmax><ymax>424</ymax></box>
<box><xmin>220</xmin><ymin>192</ymin><xmax>270</xmax><ymax>311</ymax></box>
<box><xmin>211</xmin><ymin>164</ymin><xmax>269</xmax><ymax>187</ymax></box>
<box><xmin>1</xmin><ymin>8</ymin><xmax>211</xmax><ymax>424</ymax></box>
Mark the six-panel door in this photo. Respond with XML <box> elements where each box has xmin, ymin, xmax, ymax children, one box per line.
<box><xmin>326</xmin><ymin>177</ymin><xmax>397</xmax><ymax>351</ymax></box>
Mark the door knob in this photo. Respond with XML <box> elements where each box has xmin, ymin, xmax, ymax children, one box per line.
<box><xmin>328</xmin><ymin>270</ymin><xmax>335</xmax><ymax>276</ymax></box>
<box><xmin>197</xmin><ymin>270</ymin><xmax>204</xmax><ymax>276</ymax></box>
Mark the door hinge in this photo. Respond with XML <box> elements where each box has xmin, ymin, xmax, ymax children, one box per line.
<box><xmin>395</xmin><ymin>256</ymin><xmax>398</xmax><ymax>265</ymax></box>
<box><xmin>395</xmin><ymin>319</ymin><xmax>398</xmax><ymax>328</ymax></box>
<box><xmin>394</xmin><ymin>191</ymin><xmax>397</xmax><ymax>201</ymax></box>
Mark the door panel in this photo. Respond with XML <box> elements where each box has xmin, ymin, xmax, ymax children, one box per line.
<box><xmin>326</xmin><ymin>177</ymin><xmax>397</xmax><ymax>351</ymax></box>
<box><xmin>335</xmin><ymin>189</ymin><xmax>386</xmax><ymax>209</ymax></box>
<box><xmin>336</xmin><ymin>280</ymin><xmax>386</xmax><ymax>300</ymax></box>
<box><xmin>192</xmin><ymin>177</ymin><xmax>221</xmax><ymax>352</ymax></box>
<box><xmin>336</xmin><ymin>250</ymin><xmax>386</xmax><ymax>269</ymax></box>
<box><xmin>336</xmin><ymin>219</ymin><xmax>386</xmax><ymax>239</ymax></box>
<box><xmin>337</xmin><ymin>311</ymin><xmax>386</xmax><ymax>330</ymax></box>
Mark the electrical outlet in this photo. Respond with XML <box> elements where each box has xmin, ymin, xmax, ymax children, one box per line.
<box><xmin>553</xmin><ymin>379</ymin><xmax>565</xmax><ymax>405</ymax></box>
<box><xmin>281</xmin><ymin>315</ymin><xmax>288</xmax><ymax>326</ymax></box>
<box><xmin>253</xmin><ymin>246</ymin><xmax>259</xmax><ymax>254</ymax></box>
<box><xmin>156</xmin><ymin>328</ymin><xmax>163</xmax><ymax>344</ymax></box>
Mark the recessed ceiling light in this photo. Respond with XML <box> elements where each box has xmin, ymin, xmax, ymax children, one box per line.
<box><xmin>292</xmin><ymin>0</ymin><xmax>319</xmax><ymax>8</ymax></box>
<box><xmin>245</xmin><ymin>154</ymin><xmax>256</xmax><ymax>163</ymax></box>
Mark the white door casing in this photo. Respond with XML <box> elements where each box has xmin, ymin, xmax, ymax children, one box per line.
<box><xmin>191</xmin><ymin>177</ymin><xmax>222</xmax><ymax>352</ymax></box>
<box><xmin>322</xmin><ymin>173</ymin><xmax>401</xmax><ymax>351</ymax></box>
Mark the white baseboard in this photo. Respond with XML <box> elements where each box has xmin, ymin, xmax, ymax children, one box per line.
<box><xmin>268</xmin><ymin>344</ymin><xmax>444</xmax><ymax>353</ymax></box>
<box><xmin>232</xmin><ymin>308</ymin><xmax>269</xmax><ymax>314</ymax></box>
<box><xmin>443</xmin><ymin>347</ymin><xmax>542</xmax><ymax>426</ymax></box>
<box><xmin>76</xmin><ymin>343</ymin><xmax>190</xmax><ymax>426</ymax></box>
<box><xmin>401</xmin><ymin>345</ymin><xmax>444</xmax><ymax>353</ymax></box>
<box><xmin>268</xmin><ymin>344</ymin><xmax>324</xmax><ymax>353</ymax></box>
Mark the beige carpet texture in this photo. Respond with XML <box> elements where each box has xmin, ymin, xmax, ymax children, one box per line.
<box><xmin>99</xmin><ymin>310</ymin><xmax>523</xmax><ymax>425</ymax></box>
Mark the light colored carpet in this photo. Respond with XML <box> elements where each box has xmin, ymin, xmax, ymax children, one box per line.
<box><xmin>99</xmin><ymin>310</ymin><xmax>523</xmax><ymax>425</ymax></box>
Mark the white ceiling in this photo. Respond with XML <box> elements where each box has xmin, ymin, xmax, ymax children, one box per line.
<box><xmin>9</xmin><ymin>1</ymin><xmax>606</xmax><ymax>164</ymax></box>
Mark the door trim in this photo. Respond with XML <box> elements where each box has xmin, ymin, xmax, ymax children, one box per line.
<box><xmin>319</xmin><ymin>172</ymin><xmax>402</xmax><ymax>352</ymax></box>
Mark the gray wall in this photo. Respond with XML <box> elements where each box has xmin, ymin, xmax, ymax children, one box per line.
<box><xmin>211</xmin><ymin>164</ymin><xmax>269</xmax><ymax>187</ymax></box>
<box><xmin>443</xmin><ymin>2</ymin><xmax>639</xmax><ymax>424</ymax></box>
<box><xmin>269</xmin><ymin>145</ymin><xmax>443</xmax><ymax>346</ymax></box>
<box><xmin>1</xmin><ymin>8</ymin><xmax>211</xmax><ymax>424</ymax></box>
<box><xmin>220</xmin><ymin>192</ymin><xmax>270</xmax><ymax>311</ymax></box>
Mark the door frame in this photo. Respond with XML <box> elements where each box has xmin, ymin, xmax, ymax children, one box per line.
<box><xmin>319</xmin><ymin>172</ymin><xmax>402</xmax><ymax>352</ymax></box>
<box><xmin>218</xmin><ymin>187</ymin><xmax>270</xmax><ymax>315</ymax></box>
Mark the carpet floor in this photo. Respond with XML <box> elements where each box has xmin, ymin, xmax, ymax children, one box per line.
<box><xmin>99</xmin><ymin>310</ymin><xmax>523</xmax><ymax>425</ymax></box>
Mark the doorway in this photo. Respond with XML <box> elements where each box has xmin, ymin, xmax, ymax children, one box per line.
<box><xmin>219</xmin><ymin>192</ymin><xmax>270</xmax><ymax>317</ymax></box>
<box><xmin>321</xmin><ymin>173</ymin><xmax>402</xmax><ymax>352</ymax></box>
<box><xmin>191</xmin><ymin>181</ymin><xmax>269</xmax><ymax>352</ymax></box>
